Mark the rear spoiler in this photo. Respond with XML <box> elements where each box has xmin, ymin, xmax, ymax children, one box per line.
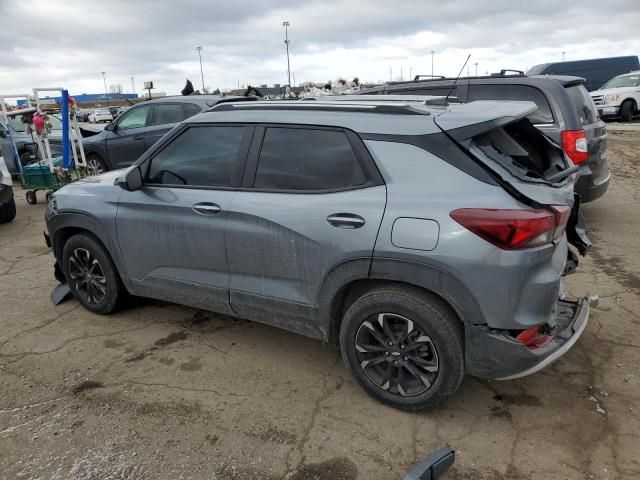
<box><xmin>434</xmin><ymin>100</ymin><xmax>537</xmax><ymax>144</ymax></box>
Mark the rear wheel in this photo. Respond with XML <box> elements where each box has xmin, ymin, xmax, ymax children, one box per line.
<box><xmin>620</xmin><ymin>100</ymin><xmax>635</xmax><ymax>122</ymax></box>
<box><xmin>86</xmin><ymin>154</ymin><xmax>106</xmax><ymax>176</ymax></box>
<box><xmin>62</xmin><ymin>233</ymin><xmax>123</xmax><ymax>314</ymax></box>
<box><xmin>339</xmin><ymin>286</ymin><xmax>464</xmax><ymax>411</ymax></box>
<box><xmin>0</xmin><ymin>198</ymin><xmax>16</xmax><ymax>223</ymax></box>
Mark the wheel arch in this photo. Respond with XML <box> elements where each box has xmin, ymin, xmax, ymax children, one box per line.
<box><xmin>321</xmin><ymin>258</ymin><xmax>485</xmax><ymax>347</ymax></box>
<box><xmin>48</xmin><ymin>213</ymin><xmax>134</xmax><ymax>292</ymax></box>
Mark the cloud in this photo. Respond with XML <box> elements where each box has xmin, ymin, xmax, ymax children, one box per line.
<box><xmin>0</xmin><ymin>0</ymin><xmax>638</xmax><ymax>97</ymax></box>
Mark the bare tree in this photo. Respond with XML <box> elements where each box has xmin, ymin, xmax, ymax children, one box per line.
<box><xmin>109</xmin><ymin>84</ymin><xmax>123</xmax><ymax>96</ymax></box>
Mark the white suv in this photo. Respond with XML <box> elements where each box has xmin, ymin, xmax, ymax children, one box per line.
<box><xmin>590</xmin><ymin>71</ymin><xmax>640</xmax><ymax>121</ymax></box>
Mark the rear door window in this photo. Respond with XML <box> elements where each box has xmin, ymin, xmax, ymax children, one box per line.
<box><xmin>565</xmin><ymin>85</ymin><xmax>599</xmax><ymax>126</ymax></box>
<box><xmin>183</xmin><ymin>103</ymin><xmax>202</xmax><ymax>118</ymax></box>
<box><xmin>467</xmin><ymin>84</ymin><xmax>554</xmax><ymax>124</ymax></box>
<box><xmin>254</xmin><ymin>127</ymin><xmax>366</xmax><ymax>191</ymax></box>
<box><xmin>150</xmin><ymin>104</ymin><xmax>186</xmax><ymax>126</ymax></box>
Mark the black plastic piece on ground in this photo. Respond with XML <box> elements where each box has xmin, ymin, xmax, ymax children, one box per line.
<box><xmin>51</xmin><ymin>283</ymin><xmax>72</xmax><ymax>305</ymax></box>
<box><xmin>403</xmin><ymin>446</ymin><xmax>455</xmax><ymax>480</ymax></box>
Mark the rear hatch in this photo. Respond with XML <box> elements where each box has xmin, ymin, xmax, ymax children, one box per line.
<box><xmin>434</xmin><ymin>100</ymin><xmax>590</xmax><ymax>255</ymax></box>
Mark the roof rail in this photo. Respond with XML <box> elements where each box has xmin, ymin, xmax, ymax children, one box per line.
<box><xmin>413</xmin><ymin>75</ymin><xmax>446</xmax><ymax>80</ymax></box>
<box><xmin>491</xmin><ymin>69</ymin><xmax>525</xmax><ymax>77</ymax></box>
<box><xmin>209</xmin><ymin>101</ymin><xmax>432</xmax><ymax>116</ymax></box>
<box><xmin>205</xmin><ymin>95</ymin><xmax>259</xmax><ymax>111</ymax></box>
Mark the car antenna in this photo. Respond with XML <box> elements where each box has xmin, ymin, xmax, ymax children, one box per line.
<box><xmin>444</xmin><ymin>54</ymin><xmax>471</xmax><ymax>104</ymax></box>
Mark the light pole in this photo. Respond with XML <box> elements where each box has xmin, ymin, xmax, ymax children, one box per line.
<box><xmin>131</xmin><ymin>76</ymin><xmax>135</xmax><ymax>94</ymax></box>
<box><xmin>101</xmin><ymin>71</ymin><xmax>109</xmax><ymax>106</ymax></box>
<box><xmin>562</xmin><ymin>51</ymin><xmax>566</xmax><ymax>61</ymax></box>
<box><xmin>475</xmin><ymin>62</ymin><xmax>478</xmax><ymax>76</ymax></box>
<box><xmin>196</xmin><ymin>46</ymin><xmax>205</xmax><ymax>93</ymax></box>
<box><xmin>430</xmin><ymin>50</ymin><xmax>435</xmax><ymax>77</ymax></box>
<box><xmin>282</xmin><ymin>21</ymin><xmax>291</xmax><ymax>86</ymax></box>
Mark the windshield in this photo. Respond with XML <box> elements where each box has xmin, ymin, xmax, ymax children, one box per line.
<box><xmin>7</xmin><ymin>113</ymin><xmax>62</xmax><ymax>133</ymax></box>
<box><xmin>601</xmin><ymin>74</ymin><xmax>640</xmax><ymax>89</ymax></box>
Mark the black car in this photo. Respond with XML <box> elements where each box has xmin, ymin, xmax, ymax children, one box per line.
<box><xmin>359</xmin><ymin>72</ymin><xmax>610</xmax><ymax>203</ymax></box>
<box><xmin>82</xmin><ymin>96</ymin><xmax>251</xmax><ymax>174</ymax></box>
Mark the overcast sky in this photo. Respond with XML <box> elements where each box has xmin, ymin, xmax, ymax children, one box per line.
<box><xmin>1</xmin><ymin>0</ymin><xmax>639</xmax><ymax>98</ymax></box>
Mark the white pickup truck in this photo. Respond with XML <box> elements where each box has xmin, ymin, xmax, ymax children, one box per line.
<box><xmin>590</xmin><ymin>71</ymin><xmax>640</xmax><ymax>121</ymax></box>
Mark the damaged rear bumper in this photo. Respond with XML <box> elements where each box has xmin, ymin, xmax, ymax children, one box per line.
<box><xmin>465</xmin><ymin>295</ymin><xmax>595</xmax><ymax>379</ymax></box>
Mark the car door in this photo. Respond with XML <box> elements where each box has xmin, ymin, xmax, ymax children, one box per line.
<box><xmin>225</xmin><ymin>125</ymin><xmax>386</xmax><ymax>334</ymax></box>
<box><xmin>144</xmin><ymin>103</ymin><xmax>197</xmax><ymax>150</ymax></box>
<box><xmin>116</xmin><ymin>124</ymin><xmax>252</xmax><ymax>314</ymax></box>
<box><xmin>105</xmin><ymin>104</ymin><xmax>152</xmax><ymax>168</ymax></box>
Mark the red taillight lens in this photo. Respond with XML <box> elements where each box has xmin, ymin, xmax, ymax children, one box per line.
<box><xmin>561</xmin><ymin>129</ymin><xmax>588</xmax><ymax>165</ymax></box>
<box><xmin>551</xmin><ymin>205</ymin><xmax>571</xmax><ymax>240</ymax></box>
<box><xmin>450</xmin><ymin>208</ymin><xmax>556</xmax><ymax>250</ymax></box>
<box><xmin>515</xmin><ymin>326</ymin><xmax>553</xmax><ymax>349</ymax></box>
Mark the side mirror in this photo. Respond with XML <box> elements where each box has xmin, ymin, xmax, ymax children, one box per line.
<box><xmin>105</xmin><ymin>122</ymin><xmax>115</xmax><ymax>132</ymax></box>
<box><xmin>117</xmin><ymin>166</ymin><xmax>143</xmax><ymax>191</ymax></box>
<box><xmin>0</xmin><ymin>129</ymin><xmax>5</xmax><ymax>139</ymax></box>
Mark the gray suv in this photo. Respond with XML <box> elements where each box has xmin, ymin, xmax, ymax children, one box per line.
<box><xmin>45</xmin><ymin>98</ymin><xmax>593</xmax><ymax>410</ymax></box>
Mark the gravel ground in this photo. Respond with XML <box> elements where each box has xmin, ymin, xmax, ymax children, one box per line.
<box><xmin>0</xmin><ymin>130</ymin><xmax>639</xmax><ymax>479</ymax></box>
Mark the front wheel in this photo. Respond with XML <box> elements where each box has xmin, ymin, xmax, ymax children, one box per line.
<box><xmin>62</xmin><ymin>233</ymin><xmax>124</xmax><ymax>314</ymax></box>
<box><xmin>620</xmin><ymin>100</ymin><xmax>634</xmax><ymax>122</ymax></box>
<box><xmin>86</xmin><ymin>154</ymin><xmax>106</xmax><ymax>176</ymax></box>
<box><xmin>339</xmin><ymin>287</ymin><xmax>464</xmax><ymax>411</ymax></box>
<box><xmin>25</xmin><ymin>191</ymin><xmax>37</xmax><ymax>205</ymax></box>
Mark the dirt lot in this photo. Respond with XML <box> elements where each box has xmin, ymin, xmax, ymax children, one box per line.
<box><xmin>1</xmin><ymin>129</ymin><xmax>639</xmax><ymax>480</ymax></box>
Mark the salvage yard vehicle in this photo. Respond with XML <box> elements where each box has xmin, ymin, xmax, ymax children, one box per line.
<box><xmin>80</xmin><ymin>95</ymin><xmax>252</xmax><ymax>175</ymax></box>
<box><xmin>45</xmin><ymin>97</ymin><xmax>593</xmax><ymax>411</ymax></box>
<box><xmin>88</xmin><ymin>109</ymin><xmax>113</xmax><ymax>123</ymax></box>
<box><xmin>359</xmin><ymin>72</ymin><xmax>610</xmax><ymax>203</ymax></box>
<box><xmin>590</xmin><ymin>70</ymin><xmax>640</xmax><ymax>122</ymax></box>
<box><xmin>0</xmin><ymin>155</ymin><xmax>16</xmax><ymax>223</ymax></box>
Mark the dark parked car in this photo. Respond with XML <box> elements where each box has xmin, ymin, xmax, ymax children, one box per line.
<box><xmin>359</xmin><ymin>73</ymin><xmax>609</xmax><ymax>203</ymax></box>
<box><xmin>81</xmin><ymin>96</ymin><xmax>252</xmax><ymax>174</ymax></box>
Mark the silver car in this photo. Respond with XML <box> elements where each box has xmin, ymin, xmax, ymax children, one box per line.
<box><xmin>44</xmin><ymin>97</ymin><xmax>592</xmax><ymax>410</ymax></box>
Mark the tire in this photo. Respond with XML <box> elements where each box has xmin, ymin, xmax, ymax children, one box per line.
<box><xmin>620</xmin><ymin>100</ymin><xmax>634</xmax><ymax>122</ymax></box>
<box><xmin>62</xmin><ymin>233</ymin><xmax>124</xmax><ymax>314</ymax></box>
<box><xmin>0</xmin><ymin>198</ymin><xmax>16</xmax><ymax>223</ymax></box>
<box><xmin>86</xmin><ymin>154</ymin><xmax>107</xmax><ymax>175</ymax></box>
<box><xmin>25</xmin><ymin>190</ymin><xmax>37</xmax><ymax>205</ymax></box>
<box><xmin>339</xmin><ymin>286</ymin><xmax>464</xmax><ymax>411</ymax></box>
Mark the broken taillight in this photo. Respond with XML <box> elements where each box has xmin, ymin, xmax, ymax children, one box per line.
<box><xmin>450</xmin><ymin>207</ymin><xmax>572</xmax><ymax>250</ymax></box>
<box><xmin>515</xmin><ymin>326</ymin><xmax>553</xmax><ymax>349</ymax></box>
<box><xmin>561</xmin><ymin>130</ymin><xmax>588</xmax><ymax>165</ymax></box>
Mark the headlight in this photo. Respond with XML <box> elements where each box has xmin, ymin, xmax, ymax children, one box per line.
<box><xmin>46</xmin><ymin>194</ymin><xmax>58</xmax><ymax>217</ymax></box>
<box><xmin>605</xmin><ymin>94</ymin><xmax>619</xmax><ymax>103</ymax></box>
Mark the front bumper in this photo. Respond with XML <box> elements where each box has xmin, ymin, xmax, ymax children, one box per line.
<box><xmin>465</xmin><ymin>295</ymin><xmax>595</xmax><ymax>379</ymax></box>
<box><xmin>596</xmin><ymin>106</ymin><xmax>620</xmax><ymax>117</ymax></box>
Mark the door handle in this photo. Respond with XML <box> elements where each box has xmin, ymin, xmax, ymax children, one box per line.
<box><xmin>327</xmin><ymin>213</ymin><xmax>366</xmax><ymax>229</ymax></box>
<box><xmin>192</xmin><ymin>203</ymin><xmax>222</xmax><ymax>215</ymax></box>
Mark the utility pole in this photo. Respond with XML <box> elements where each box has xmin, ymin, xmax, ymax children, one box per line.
<box><xmin>400</xmin><ymin>67</ymin><xmax>403</xmax><ymax>81</ymax></box>
<box><xmin>131</xmin><ymin>76</ymin><xmax>135</xmax><ymax>94</ymax></box>
<box><xmin>430</xmin><ymin>50</ymin><xmax>435</xmax><ymax>77</ymax></box>
<box><xmin>409</xmin><ymin>67</ymin><xmax>412</xmax><ymax>80</ymax></box>
<box><xmin>475</xmin><ymin>62</ymin><xmax>478</xmax><ymax>76</ymax></box>
<box><xmin>562</xmin><ymin>51</ymin><xmax>566</xmax><ymax>61</ymax></box>
<box><xmin>196</xmin><ymin>46</ymin><xmax>205</xmax><ymax>92</ymax></box>
<box><xmin>101</xmin><ymin>71</ymin><xmax>109</xmax><ymax>106</ymax></box>
<box><xmin>389</xmin><ymin>66</ymin><xmax>392</xmax><ymax>82</ymax></box>
<box><xmin>282</xmin><ymin>21</ymin><xmax>291</xmax><ymax>86</ymax></box>
<box><xmin>292</xmin><ymin>73</ymin><xmax>296</xmax><ymax>87</ymax></box>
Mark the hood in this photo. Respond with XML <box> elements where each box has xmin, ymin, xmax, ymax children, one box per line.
<box><xmin>591</xmin><ymin>86</ymin><xmax>639</xmax><ymax>95</ymax></box>
<box><xmin>81</xmin><ymin>128</ymin><xmax>108</xmax><ymax>145</ymax></box>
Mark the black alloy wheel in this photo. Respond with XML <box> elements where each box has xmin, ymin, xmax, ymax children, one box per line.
<box><xmin>355</xmin><ymin>313</ymin><xmax>439</xmax><ymax>397</ymax></box>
